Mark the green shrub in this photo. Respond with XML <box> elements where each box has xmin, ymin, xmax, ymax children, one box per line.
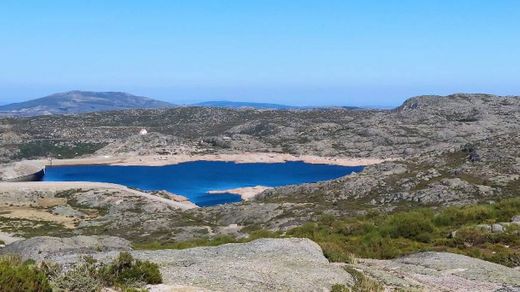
<box><xmin>344</xmin><ymin>266</ymin><xmax>384</xmax><ymax>292</ymax></box>
<box><xmin>0</xmin><ymin>256</ymin><xmax>51</xmax><ymax>292</ymax></box>
<box><xmin>453</xmin><ymin>227</ymin><xmax>490</xmax><ymax>246</ymax></box>
<box><xmin>385</xmin><ymin>211</ymin><xmax>435</xmax><ymax>240</ymax></box>
<box><xmin>434</xmin><ymin>205</ymin><xmax>496</xmax><ymax>226</ymax></box>
<box><xmin>16</xmin><ymin>141</ymin><xmax>106</xmax><ymax>160</ymax></box>
<box><xmin>49</xmin><ymin>262</ymin><xmax>101</xmax><ymax>292</ymax></box>
<box><xmin>132</xmin><ymin>197</ymin><xmax>520</xmax><ymax>268</ymax></box>
<box><xmin>46</xmin><ymin>253</ymin><xmax>162</xmax><ymax>291</ymax></box>
<box><xmin>100</xmin><ymin>252</ymin><xmax>162</xmax><ymax>287</ymax></box>
<box><xmin>487</xmin><ymin>251</ymin><xmax>520</xmax><ymax>268</ymax></box>
<box><xmin>358</xmin><ymin>233</ymin><xmax>402</xmax><ymax>259</ymax></box>
<box><xmin>320</xmin><ymin>241</ymin><xmax>357</xmax><ymax>263</ymax></box>
<box><xmin>331</xmin><ymin>283</ymin><xmax>350</xmax><ymax>292</ymax></box>
<box><xmin>414</xmin><ymin>232</ymin><xmax>433</xmax><ymax>243</ymax></box>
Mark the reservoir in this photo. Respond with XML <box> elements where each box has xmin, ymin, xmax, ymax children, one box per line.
<box><xmin>43</xmin><ymin>161</ymin><xmax>363</xmax><ymax>207</ymax></box>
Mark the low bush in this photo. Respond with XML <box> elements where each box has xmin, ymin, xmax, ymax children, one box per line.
<box><xmin>99</xmin><ymin>252</ymin><xmax>162</xmax><ymax>287</ymax></box>
<box><xmin>344</xmin><ymin>266</ymin><xmax>384</xmax><ymax>292</ymax></box>
<box><xmin>385</xmin><ymin>210</ymin><xmax>435</xmax><ymax>241</ymax></box>
<box><xmin>286</xmin><ymin>197</ymin><xmax>520</xmax><ymax>266</ymax></box>
<box><xmin>433</xmin><ymin>205</ymin><xmax>496</xmax><ymax>226</ymax></box>
<box><xmin>0</xmin><ymin>255</ymin><xmax>51</xmax><ymax>292</ymax></box>
<box><xmin>331</xmin><ymin>283</ymin><xmax>350</xmax><ymax>292</ymax></box>
<box><xmin>133</xmin><ymin>197</ymin><xmax>520</xmax><ymax>268</ymax></box>
<box><xmin>0</xmin><ymin>253</ymin><xmax>162</xmax><ymax>291</ymax></box>
<box><xmin>452</xmin><ymin>227</ymin><xmax>490</xmax><ymax>246</ymax></box>
<box><xmin>49</xmin><ymin>261</ymin><xmax>101</xmax><ymax>292</ymax></box>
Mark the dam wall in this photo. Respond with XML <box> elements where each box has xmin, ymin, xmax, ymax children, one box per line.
<box><xmin>0</xmin><ymin>161</ymin><xmax>46</xmax><ymax>182</ymax></box>
<box><xmin>3</xmin><ymin>168</ymin><xmax>45</xmax><ymax>182</ymax></box>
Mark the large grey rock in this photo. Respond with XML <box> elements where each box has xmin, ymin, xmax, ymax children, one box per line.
<box><xmin>356</xmin><ymin>252</ymin><xmax>520</xmax><ymax>291</ymax></box>
<box><xmin>492</xmin><ymin>223</ymin><xmax>505</xmax><ymax>233</ymax></box>
<box><xmin>0</xmin><ymin>235</ymin><xmax>131</xmax><ymax>261</ymax></box>
<box><xmin>51</xmin><ymin>205</ymin><xmax>86</xmax><ymax>218</ymax></box>
<box><xmin>42</xmin><ymin>238</ymin><xmax>353</xmax><ymax>292</ymax></box>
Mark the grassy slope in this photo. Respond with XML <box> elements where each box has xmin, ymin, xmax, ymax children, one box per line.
<box><xmin>136</xmin><ymin>197</ymin><xmax>520</xmax><ymax>267</ymax></box>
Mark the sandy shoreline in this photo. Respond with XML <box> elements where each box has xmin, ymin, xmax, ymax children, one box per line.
<box><xmin>0</xmin><ymin>153</ymin><xmax>389</xmax><ymax>209</ymax></box>
<box><xmin>43</xmin><ymin>152</ymin><xmax>390</xmax><ymax>167</ymax></box>
<box><xmin>208</xmin><ymin>186</ymin><xmax>273</xmax><ymax>200</ymax></box>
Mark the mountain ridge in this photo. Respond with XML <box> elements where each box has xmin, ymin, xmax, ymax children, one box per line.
<box><xmin>2</xmin><ymin>91</ymin><xmax>518</xmax><ymax>117</ymax></box>
<box><xmin>0</xmin><ymin>90</ymin><xmax>174</xmax><ymax>116</ymax></box>
<box><xmin>191</xmin><ymin>100</ymin><xmax>299</xmax><ymax>110</ymax></box>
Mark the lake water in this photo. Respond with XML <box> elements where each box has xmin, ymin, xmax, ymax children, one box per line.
<box><xmin>43</xmin><ymin>161</ymin><xmax>363</xmax><ymax>207</ymax></box>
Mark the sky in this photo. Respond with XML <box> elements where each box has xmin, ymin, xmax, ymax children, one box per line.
<box><xmin>1</xmin><ymin>1</ymin><xmax>519</xmax><ymax>107</ymax></box>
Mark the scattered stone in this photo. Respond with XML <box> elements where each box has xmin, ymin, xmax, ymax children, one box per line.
<box><xmin>492</xmin><ymin>224</ymin><xmax>505</xmax><ymax>233</ymax></box>
<box><xmin>51</xmin><ymin>205</ymin><xmax>86</xmax><ymax>218</ymax></box>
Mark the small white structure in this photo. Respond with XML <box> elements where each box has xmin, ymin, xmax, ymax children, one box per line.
<box><xmin>139</xmin><ymin>129</ymin><xmax>148</xmax><ymax>135</ymax></box>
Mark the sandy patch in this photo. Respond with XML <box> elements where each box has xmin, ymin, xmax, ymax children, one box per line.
<box><xmin>0</xmin><ymin>206</ymin><xmax>77</xmax><ymax>229</ymax></box>
<box><xmin>0</xmin><ymin>231</ymin><xmax>23</xmax><ymax>245</ymax></box>
<box><xmin>37</xmin><ymin>197</ymin><xmax>67</xmax><ymax>208</ymax></box>
<box><xmin>208</xmin><ymin>186</ymin><xmax>273</xmax><ymax>200</ymax></box>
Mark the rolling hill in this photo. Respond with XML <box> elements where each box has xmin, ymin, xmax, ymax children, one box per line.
<box><xmin>0</xmin><ymin>91</ymin><xmax>174</xmax><ymax>116</ymax></box>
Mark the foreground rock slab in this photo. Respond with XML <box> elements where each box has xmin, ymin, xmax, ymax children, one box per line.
<box><xmin>355</xmin><ymin>252</ymin><xmax>520</xmax><ymax>291</ymax></box>
<box><xmin>6</xmin><ymin>237</ymin><xmax>353</xmax><ymax>292</ymax></box>
<box><xmin>129</xmin><ymin>238</ymin><xmax>353</xmax><ymax>291</ymax></box>
<box><xmin>0</xmin><ymin>235</ymin><xmax>131</xmax><ymax>262</ymax></box>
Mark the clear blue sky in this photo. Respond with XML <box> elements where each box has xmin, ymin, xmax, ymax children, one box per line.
<box><xmin>1</xmin><ymin>1</ymin><xmax>519</xmax><ymax>106</ymax></box>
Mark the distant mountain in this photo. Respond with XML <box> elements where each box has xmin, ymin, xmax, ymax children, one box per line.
<box><xmin>191</xmin><ymin>101</ymin><xmax>365</xmax><ymax>110</ymax></box>
<box><xmin>192</xmin><ymin>101</ymin><xmax>298</xmax><ymax>110</ymax></box>
<box><xmin>0</xmin><ymin>91</ymin><xmax>174</xmax><ymax>116</ymax></box>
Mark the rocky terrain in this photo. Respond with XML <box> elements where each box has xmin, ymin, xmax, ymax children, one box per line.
<box><xmin>355</xmin><ymin>252</ymin><xmax>520</xmax><ymax>291</ymax></box>
<box><xmin>3</xmin><ymin>235</ymin><xmax>520</xmax><ymax>291</ymax></box>
<box><xmin>0</xmin><ymin>93</ymin><xmax>518</xmax><ymax>163</ymax></box>
<box><xmin>0</xmin><ymin>182</ymin><xmax>198</xmax><ymax>243</ymax></box>
<box><xmin>0</xmin><ymin>93</ymin><xmax>519</xmax><ymax>241</ymax></box>
<box><xmin>1</xmin><ymin>93</ymin><xmax>519</xmax><ymax>291</ymax></box>
<box><xmin>1</xmin><ymin>236</ymin><xmax>354</xmax><ymax>291</ymax></box>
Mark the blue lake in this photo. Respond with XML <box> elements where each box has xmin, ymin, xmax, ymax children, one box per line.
<box><xmin>43</xmin><ymin>161</ymin><xmax>363</xmax><ymax>207</ymax></box>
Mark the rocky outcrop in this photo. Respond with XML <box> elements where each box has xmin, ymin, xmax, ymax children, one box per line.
<box><xmin>5</xmin><ymin>235</ymin><xmax>520</xmax><ymax>291</ymax></box>
<box><xmin>3</xmin><ymin>236</ymin><xmax>354</xmax><ymax>292</ymax></box>
<box><xmin>0</xmin><ymin>235</ymin><xmax>131</xmax><ymax>262</ymax></box>
<box><xmin>355</xmin><ymin>252</ymin><xmax>520</xmax><ymax>291</ymax></box>
<box><xmin>2</xmin><ymin>93</ymin><xmax>518</xmax><ymax>163</ymax></box>
<box><xmin>0</xmin><ymin>182</ymin><xmax>202</xmax><ymax>242</ymax></box>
